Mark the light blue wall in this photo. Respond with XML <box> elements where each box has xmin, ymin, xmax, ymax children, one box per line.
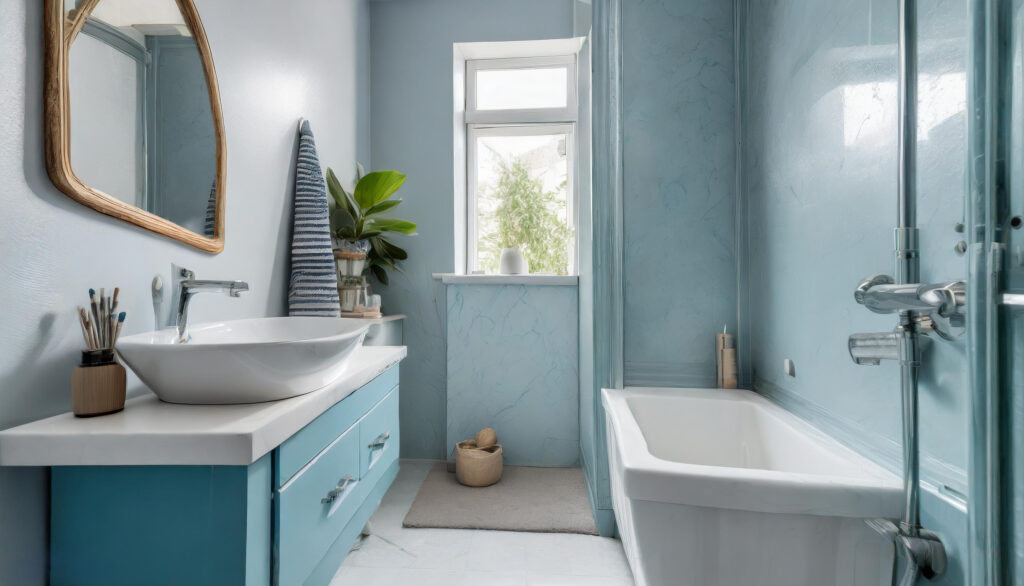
<box><xmin>621</xmin><ymin>0</ymin><xmax>736</xmax><ymax>388</ymax></box>
<box><xmin>581</xmin><ymin>0</ymin><xmax>737</xmax><ymax>530</ymax></box>
<box><xmin>0</xmin><ymin>0</ymin><xmax>371</xmax><ymax>581</ymax></box>
<box><xmin>742</xmin><ymin>0</ymin><xmax>969</xmax><ymax>582</ymax></box>
<box><xmin>446</xmin><ymin>284</ymin><xmax>579</xmax><ymax>466</ymax></box>
<box><xmin>368</xmin><ymin>0</ymin><xmax>575</xmax><ymax>459</ymax></box>
<box><xmin>147</xmin><ymin>35</ymin><xmax>218</xmax><ymax>233</ymax></box>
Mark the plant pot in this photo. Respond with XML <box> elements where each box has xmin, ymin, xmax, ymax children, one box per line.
<box><xmin>498</xmin><ymin>247</ymin><xmax>527</xmax><ymax>275</ymax></box>
<box><xmin>455</xmin><ymin>440</ymin><xmax>503</xmax><ymax>487</ymax></box>
<box><xmin>334</xmin><ymin>239</ymin><xmax>371</xmax><ymax>277</ymax></box>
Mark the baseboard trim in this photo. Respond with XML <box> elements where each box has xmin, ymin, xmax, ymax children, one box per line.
<box><xmin>581</xmin><ymin>448</ymin><xmax>616</xmax><ymax>537</ymax></box>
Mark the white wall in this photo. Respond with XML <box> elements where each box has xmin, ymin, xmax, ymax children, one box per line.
<box><xmin>68</xmin><ymin>33</ymin><xmax>143</xmax><ymax>207</ymax></box>
<box><xmin>0</xmin><ymin>0</ymin><xmax>370</xmax><ymax>581</ymax></box>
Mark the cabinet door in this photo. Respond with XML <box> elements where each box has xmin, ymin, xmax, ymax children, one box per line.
<box><xmin>359</xmin><ymin>389</ymin><xmax>399</xmax><ymax>478</ymax></box>
<box><xmin>276</xmin><ymin>423</ymin><xmax>361</xmax><ymax>586</ymax></box>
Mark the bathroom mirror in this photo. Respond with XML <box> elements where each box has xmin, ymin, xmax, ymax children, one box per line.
<box><xmin>45</xmin><ymin>0</ymin><xmax>226</xmax><ymax>252</ymax></box>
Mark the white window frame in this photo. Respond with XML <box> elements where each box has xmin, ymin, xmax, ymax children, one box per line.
<box><xmin>467</xmin><ymin>124</ymin><xmax>576</xmax><ymax>274</ymax></box>
<box><xmin>463</xmin><ymin>54</ymin><xmax>579</xmax><ymax>275</ymax></box>
<box><xmin>466</xmin><ymin>55</ymin><xmax>577</xmax><ymax>124</ymax></box>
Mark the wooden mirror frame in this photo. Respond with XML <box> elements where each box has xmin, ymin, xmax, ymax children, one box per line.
<box><xmin>44</xmin><ymin>0</ymin><xmax>227</xmax><ymax>253</ymax></box>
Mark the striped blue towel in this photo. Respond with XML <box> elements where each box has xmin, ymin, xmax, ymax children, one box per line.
<box><xmin>288</xmin><ymin>120</ymin><xmax>340</xmax><ymax>317</ymax></box>
<box><xmin>203</xmin><ymin>180</ymin><xmax>216</xmax><ymax>238</ymax></box>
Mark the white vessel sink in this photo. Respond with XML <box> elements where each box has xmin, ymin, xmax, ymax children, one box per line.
<box><xmin>117</xmin><ymin>317</ymin><xmax>369</xmax><ymax>404</ymax></box>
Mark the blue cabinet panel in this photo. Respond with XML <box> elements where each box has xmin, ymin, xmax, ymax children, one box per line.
<box><xmin>51</xmin><ymin>454</ymin><xmax>271</xmax><ymax>586</ymax></box>
<box><xmin>277</xmin><ymin>367</ymin><xmax>398</xmax><ymax>486</ymax></box>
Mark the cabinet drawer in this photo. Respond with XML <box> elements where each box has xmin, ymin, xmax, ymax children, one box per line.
<box><xmin>359</xmin><ymin>389</ymin><xmax>399</xmax><ymax>479</ymax></box>
<box><xmin>276</xmin><ymin>424</ymin><xmax>361</xmax><ymax>586</ymax></box>
<box><xmin>277</xmin><ymin>366</ymin><xmax>398</xmax><ymax>486</ymax></box>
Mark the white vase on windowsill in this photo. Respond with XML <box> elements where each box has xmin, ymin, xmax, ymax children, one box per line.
<box><xmin>498</xmin><ymin>247</ymin><xmax>527</xmax><ymax>275</ymax></box>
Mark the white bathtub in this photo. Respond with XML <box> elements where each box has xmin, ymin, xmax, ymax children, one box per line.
<box><xmin>603</xmin><ymin>387</ymin><xmax>903</xmax><ymax>586</ymax></box>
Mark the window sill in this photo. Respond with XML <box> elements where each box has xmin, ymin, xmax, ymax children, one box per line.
<box><xmin>431</xmin><ymin>273</ymin><xmax>578</xmax><ymax>286</ymax></box>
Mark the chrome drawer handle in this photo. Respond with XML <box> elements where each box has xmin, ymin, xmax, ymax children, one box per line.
<box><xmin>368</xmin><ymin>431</ymin><xmax>390</xmax><ymax>451</ymax></box>
<box><xmin>320</xmin><ymin>475</ymin><xmax>354</xmax><ymax>504</ymax></box>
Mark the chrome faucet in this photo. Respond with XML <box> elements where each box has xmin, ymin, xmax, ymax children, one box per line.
<box><xmin>849</xmin><ymin>275</ymin><xmax>966</xmax><ymax>363</ymax></box>
<box><xmin>854</xmin><ymin>275</ymin><xmax>965</xmax><ymax>328</ymax></box>
<box><xmin>848</xmin><ymin>331</ymin><xmax>900</xmax><ymax>366</ymax></box>
<box><xmin>176</xmin><ymin>277</ymin><xmax>249</xmax><ymax>343</ymax></box>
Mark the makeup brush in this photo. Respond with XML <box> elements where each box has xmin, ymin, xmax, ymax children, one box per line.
<box><xmin>90</xmin><ymin>315</ymin><xmax>100</xmax><ymax>350</ymax></box>
<box><xmin>107</xmin><ymin>314</ymin><xmax>115</xmax><ymax>349</ymax></box>
<box><xmin>76</xmin><ymin>307</ymin><xmax>92</xmax><ymax>349</ymax></box>
<box><xmin>112</xmin><ymin>312</ymin><xmax>126</xmax><ymax>347</ymax></box>
<box><xmin>89</xmin><ymin>288</ymin><xmax>100</xmax><ymax>341</ymax></box>
<box><xmin>100</xmin><ymin>289</ymin><xmax>108</xmax><ymax>347</ymax></box>
<box><xmin>84</xmin><ymin>312</ymin><xmax>97</xmax><ymax>350</ymax></box>
<box><xmin>111</xmin><ymin>287</ymin><xmax>120</xmax><ymax>315</ymax></box>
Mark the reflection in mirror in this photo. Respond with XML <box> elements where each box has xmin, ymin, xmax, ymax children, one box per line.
<box><xmin>65</xmin><ymin>0</ymin><xmax>218</xmax><ymax>237</ymax></box>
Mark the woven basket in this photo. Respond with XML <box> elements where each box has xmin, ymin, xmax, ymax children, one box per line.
<box><xmin>455</xmin><ymin>440</ymin><xmax>503</xmax><ymax>487</ymax></box>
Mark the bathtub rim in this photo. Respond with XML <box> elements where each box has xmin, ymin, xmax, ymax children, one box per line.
<box><xmin>602</xmin><ymin>386</ymin><xmax>903</xmax><ymax>520</ymax></box>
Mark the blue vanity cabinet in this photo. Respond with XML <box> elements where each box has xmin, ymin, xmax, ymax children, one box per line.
<box><xmin>49</xmin><ymin>365</ymin><xmax>400</xmax><ymax>586</ymax></box>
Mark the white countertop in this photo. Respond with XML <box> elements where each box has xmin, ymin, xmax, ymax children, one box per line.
<box><xmin>0</xmin><ymin>346</ymin><xmax>406</xmax><ymax>467</ymax></box>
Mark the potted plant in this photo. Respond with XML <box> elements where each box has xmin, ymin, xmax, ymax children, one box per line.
<box><xmin>326</xmin><ymin>165</ymin><xmax>416</xmax><ymax>285</ymax></box>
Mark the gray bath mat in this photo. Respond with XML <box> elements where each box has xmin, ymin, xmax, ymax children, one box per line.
<box><xmin>402</xmin><ymin>463</ymin><xmax>599</xmax><ymax>535</ymax></box>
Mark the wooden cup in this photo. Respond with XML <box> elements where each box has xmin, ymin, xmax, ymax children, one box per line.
<box><xmin>71</xmin><ymin>350</ymin><xmax>126</xmax><ymax>417</ymax></box>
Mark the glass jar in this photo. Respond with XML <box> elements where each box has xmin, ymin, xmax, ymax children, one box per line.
<box><xmin>338</xmin><ymin>276</ymin><xmax>369</xmax><ymax>313</ymax></box>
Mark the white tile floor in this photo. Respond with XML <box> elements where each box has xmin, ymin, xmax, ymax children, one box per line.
<box><xmin>331</xmin><ymin>460</ymin><xmax>635</xmax><ymax>586</ymax></box>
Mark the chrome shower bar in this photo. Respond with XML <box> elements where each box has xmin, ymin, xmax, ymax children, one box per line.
<box><xmin>846</xmin><ymin>0</ymin><xmax>951</xmax><ymax>582</ymax></box>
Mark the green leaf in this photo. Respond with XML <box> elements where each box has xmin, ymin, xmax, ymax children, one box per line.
<box><xmin>366</xmin><ymin>218</ymin><xmax>417</xmax><ymax>235</ymax></box>
<box><xmin>325</xmin><ymin>168</ymin><xmax>356</xmax><ymax>220</ymax></box>
<box><xmin>371</xmin><ymin>257</ymin><xmax>396</xmax><ymax>270</ymax></box>
<box><xmin>375</xmin><ymin>237</ymin><xmax>408</xmax><ymax>260</ymax></box>
<box><xmin>354</xmin><ymin>170</ymin><xmax>406</xmax><ymax>208</ymax></box>
<box><xmin>356</xmin><ymin>162</ymin><xmax>366</xmax><ymax>182</ymax></box>
<box><xmin>370</xmin><ymin>264</ymin><xmax>389</xmax><ymax>285</ymax></box>
<box><xmin>365</xmin><ymin>199</ymin><xmax>402</xmax><ymax>216</ymax></box>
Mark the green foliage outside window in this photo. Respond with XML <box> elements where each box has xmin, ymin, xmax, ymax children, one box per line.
<box><xmin>477</xmin><ymin>157</ymin><xmax>573</xmax><ymax>275</ymax></box>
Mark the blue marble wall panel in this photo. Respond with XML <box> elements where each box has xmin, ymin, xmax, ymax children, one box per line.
<box><xmin>446</xmin><ymin>284</ymin><xmax>579</xmax><ymax>467</ymax></box>
<box><xmin>743</xmin><ymin>0</ymin><xmax>969</xmax><ymax>581</ymax></box>
<box><xmin>621</xmin><ymin>0</ymin><xmax>737</xmax><ymax>388</ymax></box>
<box><xmin>369</xmin><ymin>0</ymin><xmax>574</xmax><ymax>459</ymax></box>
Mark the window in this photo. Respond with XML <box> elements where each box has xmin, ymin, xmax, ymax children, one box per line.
<box><xmin>465</xmin><ymin>56</ymin><xmax>577</xmax><ymax>275</ymax></box>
